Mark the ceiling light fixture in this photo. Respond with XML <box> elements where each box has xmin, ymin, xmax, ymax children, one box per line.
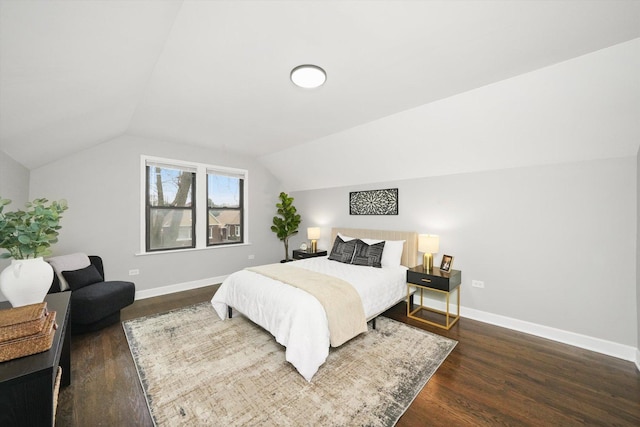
<box><xmin>290</xmin><ymin>64</ymin><xmax>326</xmax><ymax>88</ymax></box>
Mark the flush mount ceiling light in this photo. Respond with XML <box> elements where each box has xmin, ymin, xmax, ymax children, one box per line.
<box><xmin>290</xmin><ymin>64</ymin><xmax>326</xmax><ymax>88</ymax></box>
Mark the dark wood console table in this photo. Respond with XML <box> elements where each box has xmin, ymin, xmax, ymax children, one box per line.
<box><xmin>0</xmin><ymin>292</ymin><xmax>71</xmax><ymax>426</ymax></box>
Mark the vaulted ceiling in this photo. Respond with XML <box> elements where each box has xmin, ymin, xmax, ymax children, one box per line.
<box><xmin>1</xmin><ymin>0</ymin><xmax>639</xmax><ymax>170</ymax></box>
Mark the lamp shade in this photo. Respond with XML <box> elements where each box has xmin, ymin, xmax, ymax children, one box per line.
<box><xmin>307</xmin><ymin>227</ymin><xmax>321</xmax><ymax>240</ymax></box>
<box><xmin>418</xmin><ymin>234</ymin><xmax>439</xmax><ymax>253</ymax></box>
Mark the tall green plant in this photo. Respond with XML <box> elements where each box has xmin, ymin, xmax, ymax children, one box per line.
<box><xmin>270</xmin><ymin>192</ymin><xmax>301</xmax><ymax>261</ymax></box>
<box><xmin>0</xmin><ymin>197</ymin><xmax>68</xmax><ymax>259</ymax></box>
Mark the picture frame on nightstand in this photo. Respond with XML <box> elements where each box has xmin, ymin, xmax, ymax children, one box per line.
<box><xmin>440</xmin><ymin>254</ymin><xmax>454</xmax><ymax>272</ymax></box>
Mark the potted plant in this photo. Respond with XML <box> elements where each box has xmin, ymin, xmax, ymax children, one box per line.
<box><xmin>0</xmin><ymin>197</ymin><xmax>68</xmax><ymax>306</ymax></box>
<box><xmin>270</xmin><ymin>192</ymin><xmax>301</xmax><ymax>262</ymax></box>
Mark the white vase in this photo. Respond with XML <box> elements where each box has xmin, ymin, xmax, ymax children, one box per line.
<box><xmin>0</xmin><ymin>257</ymin><xmax>54</xmax><ymax>307</ymax></box>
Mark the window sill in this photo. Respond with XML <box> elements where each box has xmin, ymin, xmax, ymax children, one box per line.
<box><xmin>136</xmin><ymin>242</ymin><xmax>252</xmax><ymax>256</ymax></box>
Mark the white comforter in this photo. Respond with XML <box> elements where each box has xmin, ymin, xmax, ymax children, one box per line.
<box><xmin>210</xmin><ymin>257</ymin><xmax>407</xmax><ymax>381</ymax></box>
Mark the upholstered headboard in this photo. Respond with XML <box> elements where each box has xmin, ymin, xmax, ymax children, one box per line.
<box><xmin>330</xmin><ymin>228</ymin><xmax>418</xmax><ymax>268</ymax></box>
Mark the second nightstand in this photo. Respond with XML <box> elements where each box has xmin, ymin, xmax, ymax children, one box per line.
<box><xmin>406</xmin><ymin>266</ymin><xmax>461</xmax><ymax>330</ymax></box>
<box><xmin>292</xmin><ymin>249</ymin><xmax>328</xmax><ymax>260</ymax></box>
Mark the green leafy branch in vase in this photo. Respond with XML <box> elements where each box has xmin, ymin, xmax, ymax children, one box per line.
<box><xmin>0</xmin><ymin>197</ymin><xmax>69</xmax><ymax>259</ymax></box>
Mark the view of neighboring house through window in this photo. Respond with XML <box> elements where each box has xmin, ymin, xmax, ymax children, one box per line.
<box><xmin>143</xmin><ymin>156</ymin><xmax>247</xmax><ymax>253</ymax></box>
<box><xmin>207</xmin><ymin>171</ymin><xmax>243</xmax><ymax>246</ymax></box>
<box><xmin>146</xmin><ymin>162</ymin><xmax>196</xmax><ymax>251</ymax></box>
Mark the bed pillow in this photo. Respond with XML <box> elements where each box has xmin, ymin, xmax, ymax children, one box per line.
<box><xmin>62</xmin><ymin>264</ymin><xmax>104</xmax><ymax>291</ymax></box>
<box><xmin>351</xmin><ymin>239</ymin><xmax>385</xmax><ymax>268</ymax></box>
<box><xmin>328</xmin><ymin>236</ymin><xmax>358</xmax><ymax>264</ymax></box>
<box><xmin>380</xmin><ymin>240</ymin><xmax>405</xmax><ymax>267</ymax></box>
<box><xmin>339</xmin><ymin>234</ymin><xmax>405</xmax><ymax>267</ymax></box>
<box><xmin>337</xmin><ymin>232</ymin><xmax>356</xmax><ymax>242</ymax></box>
<box><xmin>47</xmin><ymin>252</ymin><xmax>91</xmax><ymax>291</ymax></box>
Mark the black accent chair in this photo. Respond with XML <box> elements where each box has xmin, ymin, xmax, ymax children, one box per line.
<box><xmin>48</xmin><ymin>256</ymin><xmax>135</xmax><ymax>334</ymax></box>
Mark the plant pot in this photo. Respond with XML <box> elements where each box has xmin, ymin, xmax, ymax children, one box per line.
<box><xmin>0</xmin><ymin>257</ymin><xmax>54</xmax><ymax>307</ymax></box>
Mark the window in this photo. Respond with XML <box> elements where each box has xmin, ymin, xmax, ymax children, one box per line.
<box><xmin>142</xmin><ymin>156</ymin><xmax>247</xmax><ymax>253</ymax></box>
<box><xmin>146</xmin><ymin>163</ymin><xmax>196</xmax><ymax>251</ymax></box>
<box><xmin>207</xmin><ymin>171</ymin><xmax>244</xmax><ymax>246</ymax></box>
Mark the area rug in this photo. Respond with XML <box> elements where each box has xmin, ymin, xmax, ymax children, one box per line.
<box><xmin>123</xmin><ymin>303</ymin><xmax>457</xmax><ymax>426</ymax></box>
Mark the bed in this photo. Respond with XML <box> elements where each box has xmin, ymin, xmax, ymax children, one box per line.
<box><xmin>210</xmin><ymin>227</ymin><xmax>418</xmax><ymax>381</ymax></box>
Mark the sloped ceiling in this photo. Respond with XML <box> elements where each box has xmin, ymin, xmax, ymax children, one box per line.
<box><xmin>1</xmin><ymin>0</ymin><xmax>639</xmax><ymax>170</ymax></box>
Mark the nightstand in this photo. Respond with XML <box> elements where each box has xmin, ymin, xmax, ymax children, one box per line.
<box><xmin>406</xmin><ymin>266</ymin><xmax>461</xmax><ymax>330</ymax></box>
<box><xmin>292</xmin><ymin>249</ymin><xmax>328</xmax><ymax>260</ymax></box>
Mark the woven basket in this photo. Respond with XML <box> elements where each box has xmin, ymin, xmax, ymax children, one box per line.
<box><xmin>0</xmin><ymin>302</ymin><xmax>48</xmax><ymax>343</ymax></box>
<box><xmin>53</xmin><ymin>366</ymin><xmax>62</xmax><ymax>422</ymax></box>
<box><xmin>0</xmin><ymin>311</ymin><xmax>57</xmax><ymax>362</ymax></box>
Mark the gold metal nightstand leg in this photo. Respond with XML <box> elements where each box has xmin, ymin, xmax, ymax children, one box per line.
<box><xmin>406</xmin><ymin>284</ymin><xmax>460</xmax><ymax>330</ymax></box>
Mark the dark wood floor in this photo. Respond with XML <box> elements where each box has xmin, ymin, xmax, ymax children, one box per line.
<box><xmin>56</xmin><ymin>285</ymin><xmax>640</xmax><ymax>426</ymax></box>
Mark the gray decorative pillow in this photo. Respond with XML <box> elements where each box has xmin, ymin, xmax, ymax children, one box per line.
<box><xmin>351</xmin><ymin>239</ymin><xmax>386</xmax><ymax>268</ymax></box>
<box><xmin>328</xmin><ymin>236</ymin><xmax>358</xmax><ymax>264</ymax></box>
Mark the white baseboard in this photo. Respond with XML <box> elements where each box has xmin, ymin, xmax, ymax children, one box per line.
<box><xmin>135</xmin><ymin>279</ymin><xmax>640</xmax><ymax>368</ymax></box>
<box><xmin>461</xmin><ymin>306</ymin><xmax>637</xmax><ymax>363</ymax></box>
<box><xmin>134</xmin><ymin>275</ymin><xmax>229</xmax><ymax>300</ymax></box>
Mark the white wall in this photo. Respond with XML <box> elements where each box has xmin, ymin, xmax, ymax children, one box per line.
<box><xmin>0</xmin><ymin>149</ymin><xmax>29</xmax><ymax>204</ymax></box>
<box><xmin>29</xmin><ymin>135</ymin><xmax>285</xmax><ymax>296</ymax></box>
<box><xmin>637</xmin><ymin>147</ymin><xmax>640</xmax><ymax>369</ymax></box>
<box><xmin>291</xmin><ymin>156</ymin><xmax>638</xmax><ymax>354</ymax></box>
<box><xmin>0</xmin><ymin>149</ymin><xmax>30</xmax><ymax>275</ymax></box>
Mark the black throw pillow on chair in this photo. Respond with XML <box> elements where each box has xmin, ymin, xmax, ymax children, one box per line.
<box><xmin>62</xmin><ymin>264</ymin><xmax>104</xmax><ymax>291</ymax></box>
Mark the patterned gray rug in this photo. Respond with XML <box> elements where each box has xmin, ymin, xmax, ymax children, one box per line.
<box><xmin>123</xmin><ymin>303</ymin><xmax>457</xmax><ymax>426</ymax></box>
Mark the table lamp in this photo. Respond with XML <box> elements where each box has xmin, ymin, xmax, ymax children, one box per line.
<box><xmin>307</xmin><ymin>227</ymin><xmax>321</xmax><ymax>253</ymax></box>
<box><xmin>418</xmin><ymin>234</ymin><xmax>440</xmax><ymax>273</ymax></box>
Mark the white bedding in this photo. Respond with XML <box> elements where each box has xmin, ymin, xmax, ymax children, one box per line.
<box><xmin>210</xmin><ymin>256</ymin><xmax>408</xmax><ymax>381</ymax></box>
